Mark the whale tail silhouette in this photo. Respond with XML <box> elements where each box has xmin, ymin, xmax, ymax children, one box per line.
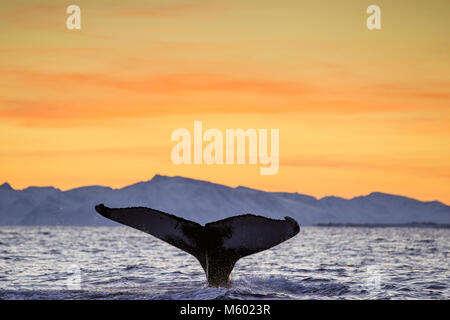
<box><xmin>95</xmin><ymin>204</ymin><xmax>300</xmax><ymax>287</ymax></box>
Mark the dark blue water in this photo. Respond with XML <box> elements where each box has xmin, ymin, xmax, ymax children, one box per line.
<box><xmin>0</xmin><ymin>226</ymin><xmax>448</xmax><ymax>299</ymax></box>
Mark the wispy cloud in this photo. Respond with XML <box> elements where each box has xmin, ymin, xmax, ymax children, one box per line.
<box><xmin>2</xmin><ymin>67</ymin><xmax>450</xmax><ymax>128</ymax></box>
<box><xmin>4</xmin><ymin>69</ymin><xmax>310</xmax><ymax>95</ymax></box>
<box><xmin>0</xmin><ymin>146</ymin><xmax>167</xmax><ymax>158</ymax></box>
<box><xmin>281</xmin><ymin>156</ymin><xmax>450</xmax><ymax>179</ymax></box>
<box><xmin>114</xmin><ymin>0</ymin><xmax>220</xmax><ymax>18</ymax></box>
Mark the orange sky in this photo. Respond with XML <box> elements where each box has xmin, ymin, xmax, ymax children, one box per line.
<box><xmin>1</xmin><ymin>0</ymin><xmax>449</xmax><ymax>203</ymax></box>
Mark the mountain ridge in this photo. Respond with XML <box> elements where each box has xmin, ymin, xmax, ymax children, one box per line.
<box><xmin>0</xmin><ymin>174</ymin><xmax>449</xmax><ymax>226</ymax></box>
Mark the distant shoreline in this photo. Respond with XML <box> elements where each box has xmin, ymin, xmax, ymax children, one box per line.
<box><xmin>315</xmin><ymin>222</ymin><xmax>450</xmax><ymax>228</ymax></box>
<box><xmin>1</xmin><ymin>223</ymin><xmax>450</xmax><ymax>229</ymax></box>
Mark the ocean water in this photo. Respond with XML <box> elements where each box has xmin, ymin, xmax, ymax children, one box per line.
<box><xmin>0</xmin><ymin>226</ymin><xmax>448</xmax><ymax>300</ymax></box>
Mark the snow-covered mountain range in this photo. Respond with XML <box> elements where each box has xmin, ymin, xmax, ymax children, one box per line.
<box><xmin>0</xmin><ymin>174</ymin><xmax>449</xmax><ymax>226</ymax></box>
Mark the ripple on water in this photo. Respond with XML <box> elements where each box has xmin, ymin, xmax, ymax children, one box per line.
<box><xmin>0</xmin><ymin>226</ymin><xmax>449</xmax><ymax>299</ymax></box>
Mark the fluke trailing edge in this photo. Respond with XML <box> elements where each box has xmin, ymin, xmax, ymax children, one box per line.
<box><xmin>95</xmin><ymin>204</ymin><xmax>300</xmax><ymax>287</ymax></box>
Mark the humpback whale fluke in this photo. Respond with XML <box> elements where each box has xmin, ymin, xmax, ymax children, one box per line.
<box><xmin>95</xmin><ymin>204</ymin><xmax>300</xmax><ymax>287</ymax></box>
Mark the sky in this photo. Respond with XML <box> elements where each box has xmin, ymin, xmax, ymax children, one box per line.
<box><xmin>1</xmin><ymin>0</ymin><xmax>449</xmax><ymax>203</ymax></box>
